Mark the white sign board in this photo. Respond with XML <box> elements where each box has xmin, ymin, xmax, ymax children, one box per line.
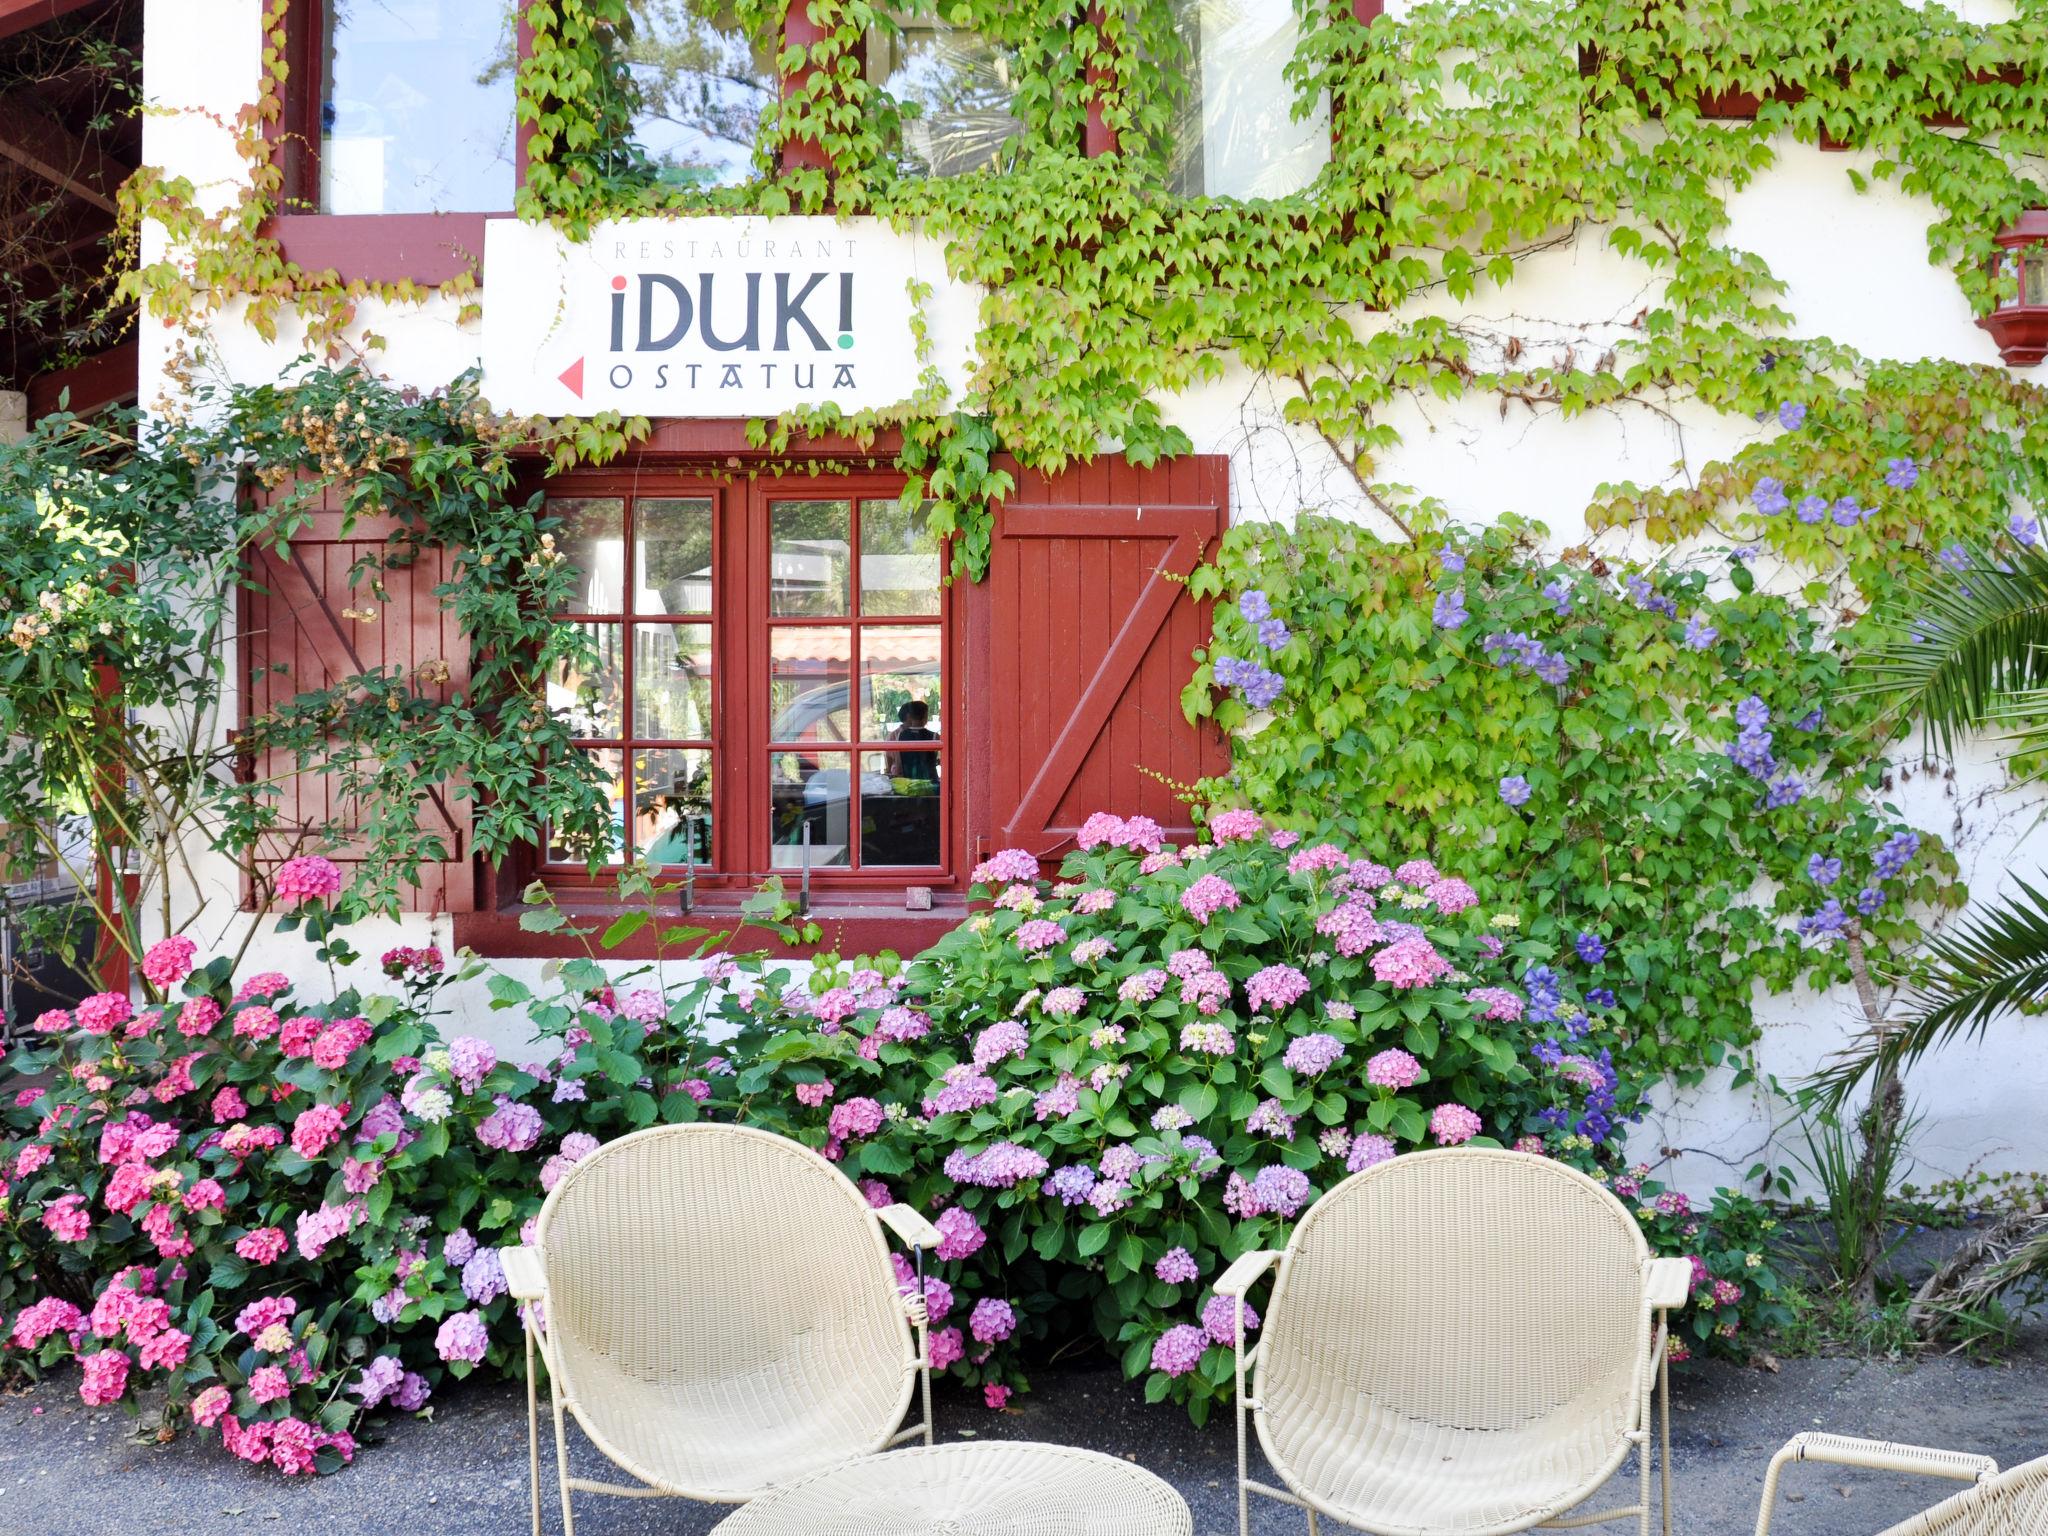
<box><xmin>480</xmin><ymin>216</ymin><xmax>950</xmax><ymax>418</ymax></box>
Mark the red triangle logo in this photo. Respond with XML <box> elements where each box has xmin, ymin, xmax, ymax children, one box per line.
<box><xmin>558</xmin><ymin>356</ymin><xmax>585</xmax><ymax>399</ymax></box>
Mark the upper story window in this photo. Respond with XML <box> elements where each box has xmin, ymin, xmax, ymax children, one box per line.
<box><xmin>620</xmin><ymin>1</ymin><xmax>778</xmax><ymax>189</ymax></box>
<box><xmin>316</xmin><ymin>0</ymin><xmax>521</xmax><ymax>214</ymax></box>
<box><xmin>866</xmin><ymin>12</ymin><xmax>1023</xmax><ymax>177</ymax></box>
<box><xmin>1166</xmin><ymin>0</ymin><xmax>1330</xmax><ymax>200</ymax></box>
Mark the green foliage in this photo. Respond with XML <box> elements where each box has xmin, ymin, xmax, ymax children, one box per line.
<box><xmin>1627</xmin><ymin>1172</ymin><xmax>1795</xmax><ymax>1360</ymax></box>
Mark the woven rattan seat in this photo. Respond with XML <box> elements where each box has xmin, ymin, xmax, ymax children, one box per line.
<box><xmin>498</xmin><ymin>1123</ymin><xmax>944</xmax><ymax>1535</ymax></box>
<box><xmin>1217</xmin><ymin>1148</ymin><xmax>1693</xmax><ymax>1536</ymax></box>
<box><xmin>1756</xmin><ymin>1433</ymin><xmax>2048</xmax><ymax>1536</ymax></box>
<box><xmin>708</xmin><ymin>1441</ymin><xmax>1194</xmax><ymax>1536</ymax></box>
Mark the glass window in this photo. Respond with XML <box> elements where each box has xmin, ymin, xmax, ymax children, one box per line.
<box><xmin>1166</xmin><ymin>0</ymin><xmax>1329</xmax><ymax>200</ymax></box>
<box><xmin>769</xmin><ymin>497</ymin><xmax>943</xmax><ymax>871</ymax></box>
<box><xmin>619</xmin><ymin>0</ymin><xmax>778</xmax><ymax>189</ymax></box>
<box><xmin>319</xmin><ymin>0</ymin><xmax>520</xmax><ymax>214</ymax></box>
<box><xmin>866</xmin><ymin>13</ymin><xmax>1022</xmax><ymax>177</ymax></box>
<box><xmin>550</xmin><ymin>495</ymin><xmax>717</xmax><ymax>869</ymax></box>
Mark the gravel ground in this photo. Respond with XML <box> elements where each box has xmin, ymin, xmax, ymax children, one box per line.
<box><xmin>3</xmin><ymin>1336</ymin><xmax>2045</xmax><ymax>1536</ymax></box>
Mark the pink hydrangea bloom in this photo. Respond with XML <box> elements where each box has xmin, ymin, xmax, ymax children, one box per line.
<box><xmin>1179</xmin><ymin>1021</ymin><xmax>1235</xmax><ymax>1056</ymax></box>
<box><xmin>435</xmin><ymin>1310</ymin><xmax>489</xmax><ymax>1364</ymax></box>
<box><xmin>1201</xmin><ymin>1294</ymin><xmax>1259</xmax><ymax>1347</ymax></box>
<box><xmin>1425</xmin><ymin>877</ymin><xmax>1478</xmax><ymax>914</ymax></box>
<box><xmin>191</xmin><ymin>1384</ymin><xmax>231</xmax><ymax>1427</ymax></box>
<box><xmin>1180</xmin><ymin>874</ymin><xmax>1241</xmax><ymax>923</ymax></box>
<box><xmin>273</xmin><ymin>855</ymin><xmax>343</xmax><ymax>904</ymax></box>
<box><xmin>267</xmin><ymin>1417</ymin><xmax>319</xmax><ymax>1475</ymax></box>
<box><xmin>973</xmin><ymin>1021</ymin><xmax>1030</xmax><ymax>1067</ymax></box>
<box><xmin>1364</xmin><ymin>1048</ymin><xmax>1422</xmax><ymax>1089</ymax></box>
<box><xmin>1431</xmin><ymin>1103</ymin><xmax>1484</xmax><ymax>1145</ymax></box>
<box><xmin>234</xmin><ymin>971</ymin><xmax>292</xmax><ymax>1002</ymax></box>
<box><xmin>1246</xmin><ymin>964</ymin><xmax>1310</xmax><ymax>1014</ymax></box>
<box><xmin>476</xmin><ymin>1100</ymin><xmax>544</xmax><ymax>1152</ymax></box>
<box><xmin>1041</xmin><ymin>986</ymin><xmax>1086</xmax><ymax>1019</ymax></box>
<box><xmin>1150</xmin><ymin>1324</ymin><xmax>1208</xmax><ymax>1377</ymax></box>
<box><xmin>142</xmin><ymin>936</ymin><xmax>198</xmax><ymax>989</ymax></box>
<box><xmin>236</xmin><ymin>1227</ymin><xmax>288</xmax><ymax>1264</ymax></box>
<box><xmin>1465</xmin><ymin>986</ymin><xmax>1525</xmax><ymax>1022</ymax></box>
<box><xmin>1180</xmin><ymin>970</ymin><xmax>1231</xmax><ymax>1015</ymax></box>
<box><xmin>1075</xmin><ymin>812</ymin><xmax>1126</xmax><ymax>850</ymax></box>
<box><xmin>923</xmin><ymin>1065</ymin><xmax>999</xmax><ymax>1117</ymax></box>
<box><xmin>1073</xmin><ymin>888</ymin><xmax>1116</xmax><ymax>915</ymax></box>
<box><xmin>75</xmin><ymin>991</ymin><xmax>132</xmax><ymax>1035</ymax></box>
<box><xmin>1111</xmin><ymin>815</ymin><xmax>1164</xmax><ymax>853</ymax></box>
<box><xmin>1117</xmin><ymin>969</ymin><xmax>1168</xmax><ymax>1004</ymax></box>
<box><xmin>1287</xmin><ymin>843</ymin><xmax>1350</xmax><ymax>876</ymax></box>
<box><xmin>794</xmin><ymin>1079</ymin><xmax>834</xmax><ymax>1108</ymax></box>
<box><xmin>1206</xmin><ymin>809</ymin><xmax>1265</xmax><ymax>843</ymax></box>
<box><xmin>78</xmin><ymin>1350</ymin><xmax>129</xmax><ymax>1406</ymax></box>
<box><xmin>291</xmin><ymin>1103</ymin><xmax>346</xmax><ymax>1159</ymax></box>
<box><xmin>1033</xmin><ymin>1073</ymin><xmax>1080</xmax><ymax>1122</ymax></box>
<box><xmin>1155</xmin><ymin>1247</ymin><xmax>1199</xmax><ymax>1285</ymax></box>
<box><xmin>279</xmin><ymin>1017</ymin><xmax>321</xmax><ymax>1058</ymax></box>
<box><xmin>232</xmin><ymin>1004</ymin><xmax>281</xmax><ymax>1041</ymax></box>
<box><xmin>933</xmin><ymin>1206</ymin><xmax>985</xmax><ymax>1261</ymax></box>
<box><xmin>1371</xmin><ymin>935</ymin><xmax>1451</xmax><ymax>989</ymax></box>
<box><xmin>176</xmin><ymin>996</ymin><xmax>223</xmax><ymax>1039</ymax></box>
<box><xmin>295</xmin><ymin>1200</ymin><xmax>360</xmax><ymax>1260</ymax></box>
<box><xmin>971</xmin><ymin>848</ymin><xmax>1041</xmax><ymax>884</ymax></box>
<box><xmin>1314</xmin><ymin>901</ymin><xmax>1381</xmax><ymax>957</ymax></box>
<box><xmin>928</xmin><ymin>1326</ymin><xmax>965</xmax><ymax>1370</ymax></box>
<box><xmin>1013</xmin><ymin>918</ymin><xmax>1066</xmax><ymax>954</ymax></box>
<box><xmin>827</xmin><ymin>1097</ymin><xmax>885</xmax><ymax>1140</ymax></box>
<box><xmin>210</xmin><ymin>1085</ymin><xmax>247</xmax><ymax>1124</ymax></box>
<box><xmin>448</xmin><ymin>1036</ymin><xmax>497</xmax><ymax>1094</ymax></box>
<box><xmin>984</xmin><ymin>1384</ymin><xmax>1012</xmax><ymax>1410</ymax></box>
<box><xmin>311</xmin><ymin>1016</ymin><xmax>373</xmax><ymax>1070</ymax></box>
<box><xmin>42</xmin><ymin>1193</ymin><xmax>89</xmax><ymax>1242</ymax></box>
<box><xmin>969</xmin><ymin>1297</ymin><xmax>1016</xmax><ymax>1343</ymax></box>
<box><xmin>248</xmin><ymin>1365</ymin><xmax>292</xmax><ymax>1405</ymax></box>
<box><xmin>32</xmin><ymin>1007</ymin><xmax>71</xmax><ymax>1033</ymax></box>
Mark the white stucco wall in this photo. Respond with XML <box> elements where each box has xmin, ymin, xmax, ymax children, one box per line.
<box><xmin>140</xmin><ymin>0</ymin><xmax>2046</xmax><ymax>1198</ymax></box>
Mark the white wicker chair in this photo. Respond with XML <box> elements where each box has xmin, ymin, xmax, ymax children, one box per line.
<box><xmin>1215</xmin><ymin>1147</ymin><xmax>1692</xmax><ymax>1536</ymax></box>
<box><xmin>496</xmin><ymin>1123</ymin><xmax>943</xmax><ymax>1536</ymax></box>
<box><xmin>1755</xmin><ymin>1434</ymin><xmax>2048</xmax><ymax>1536</ymax></box>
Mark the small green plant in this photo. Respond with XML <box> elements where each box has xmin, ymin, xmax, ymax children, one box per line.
<box><xmin>1792</xmin><ymin>1101</ymin><xmax>1919</xmax><ymax>1302</ymax></box>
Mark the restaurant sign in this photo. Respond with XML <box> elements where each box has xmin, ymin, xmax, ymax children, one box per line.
<box><xmin>480</xmin><ymin>216</ymin><xmax>943</xmax><ymax>418</ymax></box>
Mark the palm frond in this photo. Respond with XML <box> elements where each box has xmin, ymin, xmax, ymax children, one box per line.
<box><xmin>1847</xmin><ymin>540</ymin><xmax>2048</xmax><ymax>759</ymax></box>
<box><xmin>1813</xmin><ymin>877</ymin><xmax>2048</xmax><ymax>1102</ymax></box>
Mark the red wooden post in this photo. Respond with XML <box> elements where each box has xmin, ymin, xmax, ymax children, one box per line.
<box><xmin>779</xmin><ymin>0</ymin><xmax>834</xmax><ymax>175</ymax></box>
<box><xmin>1082</xmin><ymin>2</ymin><xmax>1118</xmax><ymax>157</ymax></box>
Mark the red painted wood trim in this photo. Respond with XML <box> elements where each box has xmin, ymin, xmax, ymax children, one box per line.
<box><xmin>509</xmin><ymin>418</ymin><xmax>908</xmax><ymax>462</ymax></box>
<box><xmin>452</xmin><ymin>902</ymin><xmax>968</xmax><ymax>960</ymax></box>
<box><xmin>779</xmin><ymin>0</ymin><xmax>833</xmax><ymax>175</ymax></box>
<box><xmin>1352</xmin><ymin>0</ymin><xmax>1385</xmax><ymax>19</ymax></box>
<box><xmin>267</xmin><ymin>213</ymin><xmax>489</xmax><ymax>285</ymax></box>
<box><xmin>27</xmin><ymin>338</ymin><xmax>135</xmax><ymax>418</ymax></box>
<box><xmin>0</xmin><ymin>0</ymin><xmax>101</xmax><ymax>42</ymax></box>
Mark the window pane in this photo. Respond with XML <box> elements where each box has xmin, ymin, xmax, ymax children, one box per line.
<box><xmin>549</xmin><ymin>748</ymin><xmax>626</xmax><ymax>863</ymax></box>
<box><xmin>551</xmin><ymin>623</ymin><xmax>624</xmax><ymax>739</ymax></box>
<box><xmin>770</xmin><ymin>627</ymin><xmax>852</xmax><ymax>742</ymax></box>
<box><xmin>867</xmin><ymin>15</ymin><xmax>1021</xmax><ymax>177</ymax></box>
<box><xmin>1167</xmin><ymin>0</ymin><xmax>1329</xmax><ymax>200</ymax></box>
<box><xmin>2023</xmin><ymin>249</ymin><xmax>2048</xmax><ymax>308</ymax></box>
<box><xmin>770</xmin><ymin>501</ymin><xmax>852</xmax><ymax>616</ymax></box>
<box><xmin>633</xmin><ymin>749</ymin><xmax>714</xmax><ymax>867</ymax></box>
<box><xmin>320</xmin><ymin>0</ymin><xmax>518</xmax><ymax>214</ymax></box>
<box><xmin>621</xmin><ymin>0</ymin><xmax>776</xmax><ymax>189</ymax></box>
<box><xmin>553</xmin><ymin>499</ymin><xmax>627</xmax><ymax>613</ymax></box>
<box><xmin>861</xmin><ymin>625</ymin><xmax>942</xmax><ymax>742</ymax></box>
<box><xmin>861</xmin><ymin>749</ymin><xmax>941</xmax><ymax>866</ymax></box>
<box><xmin>637</xmin><ymin>497</ymin><xmax>715</xmax><ymax>614</ymax></box>
<box><xmin>634</xmin><ymin>622</ymin><xmax>713</xmax><ymax>740</ymax></box>
<box><xmin>771</xmin><ymin>751</ymin><xmax>853</xmax><ymax>868</ymax></box>
<box><xmin>859</xmin><ymin>498</ymin><xmax>941</xmax><ymax>616</ymax></box>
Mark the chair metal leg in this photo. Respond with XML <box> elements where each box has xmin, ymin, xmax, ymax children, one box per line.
<box><xmin>1306</xmin><ymin>1509</ymin><xmax>1323</xmax><ymax>1535</ymax></box>
<box><xmin>549</xmin><ymin>1364</ymin><xmax>577</xmax><ymax>1536</ymax></box>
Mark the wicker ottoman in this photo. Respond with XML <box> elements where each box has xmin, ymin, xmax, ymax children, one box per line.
<box><xmin>709</xmin><ymin>1441</ymin><xmax>1193</xmax><ymax>1536</ymax></box>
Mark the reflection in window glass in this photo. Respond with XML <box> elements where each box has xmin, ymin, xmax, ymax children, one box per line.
<box><xmin>636</xmin><ymin>498</ymin><xmax>714</xmax><ymax>614</ymax></box>
<box><xmin>554</xmin><ymin>499</ymin><xmax>627</xmax><ymax>612</ymax></box>
<box><xmin>862</xmin><ymin>749</ymin><xmax>940</xmax><ymax>865</ymax></box>
<box><xmin>771</xmin><ymin>751</ymin><xmax>854</xmax><ymax>868</ymax></box>
<box><xmin>549</xmin><ymin>748</ymin><xmax>627</xmax><ymax>863</ymax></box>
<box><xmin>1167</xmin><ymin>0</ymin><xmax>1329</xmax><ymax>200</ymax></box>
<box><xmin>861</xmin><ymin>625</ymin><xmax>942</xmax><ymax>742</ymax></box>
<box><xmin>620</xmin><ymin>0</ymin><xmax>777</xmax><ymax>189</ymax></box>
<box><xmin>634</xmin><ymin>622</ymin><xmax>713</xmax><ymax>740</ymax></box>
<box><xmin>859</xmin><ymin>498</ymin><xmax>941</xmax><ymax>616</ymax></box>
<box><xmin>867</xmin><ymin>14</ymin><xmax>1022</xmax><ymax>177</ymax></box>
<box><xmin>319</xmin><ymin>0</ymin><xmax>519</xmax><ymax>214</ymax></box>
<box><xmin>770</xmin><ymin>501</ymin><xmax>852</xmax><ymax>616</ymax></box>
<box><xmin>551</xmin><ymin>623</ymin><xmax>624</xmax><ymax>739</ymax></box>
<box><xmin>635</xmin><ymin>748</ymin><xmax>714</xmax><ymax>866</ymax></box>
<box><xmin>770</xmin><ymin>628</ymin><xmax>852</xmax><ymax>742</ymax></box>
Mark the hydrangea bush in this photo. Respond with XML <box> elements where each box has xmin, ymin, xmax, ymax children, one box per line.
<box><xmin>0</xmin><ymin>858</ymin><xmax>782</xmax><ymax>1473</ymax></box>
<box><xmin>713</xmin><ymin>812</ymin><xmax>1769</xmax><ymax>1421</ymax></box>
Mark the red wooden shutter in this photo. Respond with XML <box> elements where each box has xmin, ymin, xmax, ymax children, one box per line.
<box><xmin>983</xmin><ymin>455</ymin><xmax>1231</xmax><ymax>860</ymax></box>
<box><xmin>241</xmin><ymin>485</ymin><xmax>474</xmax><ymax>914</ymax></box>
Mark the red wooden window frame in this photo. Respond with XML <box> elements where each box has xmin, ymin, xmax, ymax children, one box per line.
<box><xmin>523</xmin><ymin>464</ymin><xmax>967</xmax><ymax>910</ymax></box>
<box><xmin>262</xmin><ymin>0</ymin><xmax>535</xmax><ymax>284</ymax></box>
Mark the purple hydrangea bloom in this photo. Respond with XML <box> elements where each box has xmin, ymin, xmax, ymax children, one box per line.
<box><xmin>1151</xmin><ymin>1324</ymin><xmax>1208</xmax><ymax>1377</ymax></box>
<box><xmin>1045</xmin><ymin>1164</ymin><xmax>1097</xmax><ymax>1206</ymax></box>
<box><xmin>448</xmin><ymin>1035</ymin><xmax>496</xmax><ymax>1094</ymax></box>
<box><xmin>394</xmin><ymin>1371</ymin><xmax>432</xmax><ymax>1412</ymax></box>
<box><xmin>1282</xmin><ymin>1033</ymin><xmax>1345</xmax><ymax>1076</ymax></box>
<box><xmin>944</xmin><ymin>1142</ymin><xmax>1050</xmax><ymax>1189</ymax></box>
<box><xmin>1249</xmin><ymin>1165</ymin><xmax>1312</xmax><ymax>1218</ymax></box>
<box><xmin>444</xmin><ymin>1228</ymin><xmax>477</xmax><ymax>1267</ymax></box>
<box><xmin>1201</xmin><ymin>1293</ymin><xmax>1259</xmax><ymax>1347</ymax></box>
<box><xmin>352</xmin><ymin>1354</ymin><xmax>405</xmax><ymax>1407</ymax></box>
<box><xmin>1346</xmin><ymin>1132</ymin><xmax>1396</xmax><ymax>1172</ymax></box>
<box><xmin>1155</xmin><ymin>1246</ymin><xmax>1200</xmax><ymax>1285</ymax></box>
<box><xmin>461</xmin><ymin>1248</ymin><xmax>507</xmax><ymax>1305</ymax></box>
<box><xmin>969</xmin><ymin>1298</ymin><xmax>1016</xmax><ymax>1343</ymax></box>
<box><xmin>476</xmin><ymin>1099</ymin><xmax>544</xmax><ymax>1153</ymax></box>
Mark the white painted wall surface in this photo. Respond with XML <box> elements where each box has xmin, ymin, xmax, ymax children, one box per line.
<box><xmin>140</xmin><ymin>0</ymin><xmax>2046</xmax><ymax>1197</ymax></box>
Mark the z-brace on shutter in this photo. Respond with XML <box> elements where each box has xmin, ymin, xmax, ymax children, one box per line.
<box><xmin>240</xmin><ymin>486</ymin><xmax>474</xmax><ymax>914</ymax></box>
<box><xmin>986</xmin><ymin>456</ymin><xmax>1230</xmax><ymax>863</ymax></box>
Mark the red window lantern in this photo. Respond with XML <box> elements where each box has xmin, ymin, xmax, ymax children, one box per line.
<box><xmin>1979</xmin><ymin>210</ymin><xmax>2048</xmax><ymax>367</ymax></box>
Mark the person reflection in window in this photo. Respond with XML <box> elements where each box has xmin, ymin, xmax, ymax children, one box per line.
<box><xmin>891</xmin><ymin>700</ymin><xmax>939</xmax><ymax>784</ymax></box>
